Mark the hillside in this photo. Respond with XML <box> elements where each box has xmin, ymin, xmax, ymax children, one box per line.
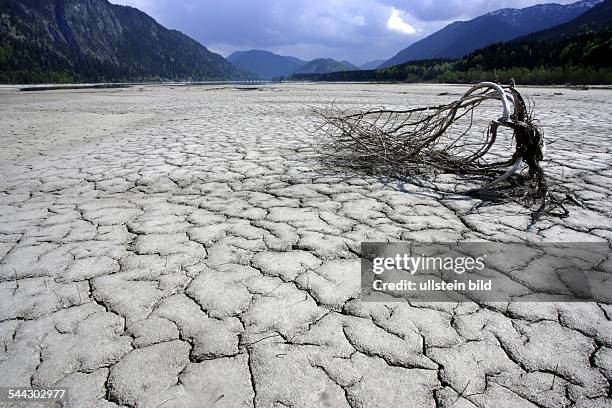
<box><xmin>379</xmin><ymin>0</ymin><xmax>601</xmax><ymax>69</ymax></box>
<box><xmin>291</xmin><ymin>58</ymin><xmax>359</xmax><ymax>75</ymax></box>
<box><xmin>360</xmin><ymin>60</ymin><xmax>385</xmax><ymax>70</ymax></box>
<box><xmin>522</xmin><ymin>0</ymin><xmax>612</xmax><ymax>40</ymax></box>
<box><xmin>0</xmin><ymin>0</ymin><xmax>246</xmax><ymax>83</ymax></box>
<box><xmin>454</xmin><ymin>0</ymin><xmax>612</xmax><ymax>72</ymax></box>
<box><xmin>227</xmin><ymin>50</ymin><xmax>306</xmax><ymax>80</ymax></box>
<box><xmin>340</xmin><ymin>60</ymin><xmax>360</xmax><ymax>70</ymax></box>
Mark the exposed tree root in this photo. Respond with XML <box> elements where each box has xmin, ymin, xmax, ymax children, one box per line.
<box><xmin>311</xmin><ymin>82</ymin><xmax>571</xmax><ymax>223</ymax></box>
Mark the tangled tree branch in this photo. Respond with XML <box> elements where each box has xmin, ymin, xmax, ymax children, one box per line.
<box><xmin>312</xmin><ymin>82</ymin><xmax>570</xmax><ymax>223</ymax></box>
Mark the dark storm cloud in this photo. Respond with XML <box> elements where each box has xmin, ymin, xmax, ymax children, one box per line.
<box><xmin>112</xmin><ymin>0</ymin><xmax>576</xmax><ymax>64</ymax></box>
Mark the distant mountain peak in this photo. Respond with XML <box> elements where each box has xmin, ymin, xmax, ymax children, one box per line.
<box><xmin>227</xmin><ymin>49</ymin><xmax>307</xmax><ymax>79</ymax></box>
<box><xmin>291</xmin><ymin>58</ymin><xmax>359</xmax><ymax>76</ymax></box>
<box><xmin>567</xmin><ymin>0</ymin><xmax>604</xmax><ymax>8</ymax></box>
<box><xmin>486</xmin><ymin>0</ymin><xmax>602</xmax><ymax>17</ymax></box>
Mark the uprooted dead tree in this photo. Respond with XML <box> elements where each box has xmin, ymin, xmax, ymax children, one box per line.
<box><xmin>311</xmin><ymin>82</ymin><xmax>573</xmax><ymax>223</ymax></box>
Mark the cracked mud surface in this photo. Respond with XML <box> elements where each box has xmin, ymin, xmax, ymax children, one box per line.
<box><xmin>0</xmin><ymin>83</ymin><xmax>611</xmax><ymax>407</ymax></box>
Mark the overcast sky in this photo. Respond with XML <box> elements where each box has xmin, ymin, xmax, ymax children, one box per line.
<box><xmin>111</xmin><ymin>0</ymin><xmax>577</xmax><ymax>65</ymax></box>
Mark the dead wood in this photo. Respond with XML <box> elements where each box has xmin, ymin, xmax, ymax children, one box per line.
<box><xmin>311</xmin><ymin>82</ymin><xmax>570</xmax><ymax>223</ymax></box>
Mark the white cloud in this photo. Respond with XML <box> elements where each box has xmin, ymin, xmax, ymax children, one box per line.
<box><xmin>386</xmin><ymin>7</ymin><xmax>416</xmax><ymax>34</ymax></box>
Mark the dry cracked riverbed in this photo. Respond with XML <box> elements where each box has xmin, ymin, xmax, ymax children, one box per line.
<box><xmin>0</xmin><ymin>83</ymin><xmax>611</xmax><ymax>408</ymax></box>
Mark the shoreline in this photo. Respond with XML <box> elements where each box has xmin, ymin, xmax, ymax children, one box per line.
<box><xmin>1</xmin><ymin>81</ymin><xmax>611</xmax><ymax>93</ymax></box>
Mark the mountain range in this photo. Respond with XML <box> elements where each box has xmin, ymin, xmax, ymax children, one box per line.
<box><xmin>227</xmin><ymin>50</ymin><xmax>306</xmax><ymax>80</ymax></box>
<box><xmin>455</xmin><ymin>0</ymin><xmax>612</xmax><ymax>71</ymax></box>
<box><xmin>0</xmin><ymin>0</ymin><xmax>246</xmax><ymax>83</ymax></box>
<box><xmin>292</xmin><ymin>58</ymin><xmax>357</xmax><ymax>75</ymax></box>
<box><xmin>227</xmin><ymin>0</ymin><xmax>602</xmax><ymax>78</ymax></box>
<box><xmin>291</xmin><ymin>0</ymin><xmax>612</xmax><ymax>84</ymax></box>
<box><xmin>0</xmin><ymin>0</ymin><xmax>607</xmax><ymax>84</ymax></box>
<box><xmin>378</xmin><ymin>0</ymin><xmax>602</xmax><ymax>68</ymax></box>
<box><xmin>227</xmin><ymin>50</ymin><xmax>359</xmax><ymax>79</ymax></box>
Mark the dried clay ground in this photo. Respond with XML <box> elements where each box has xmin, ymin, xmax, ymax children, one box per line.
<box><xmin>0</xmin><ymin>83</ymin><xmax>611</xmax><ymax>408</ymax></box>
